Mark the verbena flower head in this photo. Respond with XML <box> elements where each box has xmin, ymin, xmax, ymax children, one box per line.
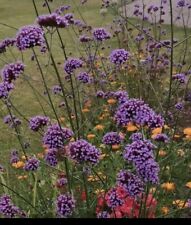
<box><xmin>92</xmin><ymin>27</ymin><xmax>111</xmax><ymax>41</ymax></box>
<box><xmin>136</xmin><ymin>159</ymin><xmax>160</xmax><ymax>184</ymax></box>
<box><xmin>64</xmin><ymin>13</ymin><xmax>74</xmax><ymax>24</ymax></box>
<box><xmin>16</xmin><ymin>25</ymin><xmax>46</xmax><ymax>51</ymax></box>
<box><xmin>24</xmin><ymin>157</ymin><xmax>40</xmax><ymax>171</ymax></box>
<box><xmin>54</xmin><ymin>5</ymin><xmax>71</xmax><ymax>14</ymax></box>
<box><xmin>56</xmin><ymin>177</ymin><xmax>68</xmax><ymax>188</ymax></box>
<box><xmin>29</xmin><ymin>115</ymin><xmax>50</xmax><ymax>132</ymax></box>
<box><xmin>10</xmin><ymin>149</ymin><xmax>19</xmax><ymax>164</ymax></box>
<box><xmin>3</xmin><ymin>115</ymin><xmax>21</xmax><ymax>128</ymax></box>
<box><xmin>64</xmin><ymin>58</ymin><xmax>83</xmax><ymax>75</ymax></box>
<box><xmin>153</xmin><ymin>133</ymin><xmax>169</xmax><ymax>143</ymax></box>
<box><xmin>130</xmin><ymin>132</ymin><xmax>143</xmax><ymax>142</ymax></box>
<box><xmin>69</xmin><ymin>139</ymin><xmax>101</xmax><ymax>165</ymax></box>
<box><xmin>102</xmin><ymin>132</ymin><xmax>122</xmax><ymax>145</ymax></box>
<box><xmin>77</xmin><ymin>72</ymin><xmax>90</xmax><ymax>83</ymax></box>
<box><xmin>124</xmin><ymin>139</ymin><xmax>155</xmax><ymax>165</ymax></box>
<box><xmin>56</xmin><ymin>194</ymin><xmax>75</xmax><ymax>218</ymax></box>
<box><xmin>114</xmin><ymin>98</ymin><xmax>164</xmax><ymax>128</ymax></box>
<box><xmin>116</xmin><ymin>170</ymin><xmax>144</xmax><ymax>197</ymax></box>
<box><xmin>37</xmin><ymin>13</ymin><xmax>69</xmax><ymax>28</ymax></box>
<box><xmin>52</xmin><ymin>85</ymin><xmax>62</xmax><ymax>94</ymax></box>
<box><xmin>44</xmin><ymin>148</ymin><xmax>58</xmax><ymax>166</ymax></box>
<box><xmin>0</xmin><ymin>38</ymin><xmax>16</xmax><ymax>53</ymax></box>
<box><xmin>172</xmin><ymin>73</ymin><xmax>186</xmax><ymax>84</ymax></box>
<box><xmin>105</xmin><ymin>187</ymin><xmax>124</xmax><ymax>208</ymax></box>
<box><xmin>114</xmin><ymin>90</ymin><xmax>129</xmax><ymax>104</ymax></box>
<box><xmin>1</xmin><ymin>62</ymin><xmax>24</xmax><ymax>83</ymax></box>
<box><xmin>0</xmin><ymin>82</ymin><xmax>14</xmax><ymax>99</ymax></box>
<box><xmin>110</xmin><ymin>49</ymin><xmax>130</xmax><ymax>65</ymax></box>
<box><xmin>43</xmin><ymin>124</ymin><xmax>73</xmax><ymax>149</ymax></box>
<box><xmin>79</xmin><ymin>35</ymin><xmax>92</xmax><ymax>43</ymax></box>
<box><xmin>0</xmin><ymin>195</ymin><xmax>26</xmax><ymax>218</ymax></box>
<box><xmin>97</xmin><ymin>211</ymin><xmax>111</xmax><ymax>218</ymax></box>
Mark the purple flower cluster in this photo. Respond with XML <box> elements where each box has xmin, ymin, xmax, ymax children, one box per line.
<box><xmin>114</xmin><ymin>98</ymin><xmax>164</xmax><ymax>129</ymax></box>
<box><xmin>114</xmin><ymin>90</ymin><xmax>129</xmax><ymax>104</ymax></box>
<box><xmin>92</xmin><ymin>28</ymin><xmax>111</xmax><ymax>41</ymax></box>
<box><xmin>64</xmin><ymin>58</ymin><xmax>83</xmax><ymax>75</ymax></box>
<box><xmin>124</xmin><ymin>138</ymin><xmax>159</xmax><ymax>184</ymax></box>
<box><xmin>0</xmin><ymin>82</ymin><xmax>14</xmax><ymax>99</ymax></box>
<box><xmin>0</xmin><ymin>195</ymin><xmax>26</xmax><ymax>218</ymax></box>
<box><xmin>129</xmin><ymin>132</ymin><xmax>143</xmax><ymax>142</ymax></box>
<box><xmin>3</xmin><ymin>115</ymin><xmax>22</xmax><ymax>128</ymax></box>
<box><xmin>24</xmin><ymin>157</ymin><xmax>40</xmax><ymax>171</ymax></box>
<box><xmin>79</xmin><ymin>35</ymin><xmax>92</xmax><ymax>43</ymax></box>
<box><xmin>56</xmin><ymin>194</ymin><xmax>75</xmax><ymax>218</ymax></box>
<box><xmin>16</xmin><ymin>25</ymin><xmax>46</xmax><ymax>51</ymax></box>
<box><xmin>37</xmin><ymin>13</ymin><xmax>69</xmax><ymax>28</ymax></box>
<box><xmin>29</xmin><ymin>115</ymin><xmax>49</xmax><ymax>132</ymax></box>
<box><xmin>106</xmin><ymin>187</ymin><xmax>124</xmax><ymax>208</ymax></box>
<box><xmin>10</xmin><ymin>150</ymin><xmax>19</xmax><ymax>164</ymax></box>
<box><xmin>54</xmin><ymin>5</ymin><xmax>71</xmax><ymax>14</ymax></box>
<box><xmin>97</xmin><ymin>211</ymin><xmax>111</xmax><ymax>218</ymax></box>
<box><xmin>153</xmin><ymin>133</ymin><xmax>169</xmax><ymax>143</ymax></box>
<box><xmin>102</xmin><ymin>132</ymin><xmax>122</xmax><ymax>145</ymax></box>
<box><xmin>77</xmin><ymin>72</ymin><xmax>90</xmax><ymax>83</ymax></box>
<box><xmin>116</xmin><ymin>170</ymin><xmax>144</xmax><ymax>197</ymax></box>
<box><xmin>57</xmin><ymin>177</ymin><xmax>68</xmax><ymax>187</ymax></box>
<box><xmin>109</xmin><ymin>49</ymin><xmax>130</xmax><ymax>65</ymax></box>
<box><xmin>44</xmin><ymin>148</ymin><xmax>58</xmax><ymax>166</ymax></box>
<box><xmin>0</xmin><ymin>38</ymin><xmax>16</xmax><ymax>53</ymax></box>
<box><xmin>69</xmin><ymin>139</ymin><xmax>100</xmax><ymax>165</ymax></box>
<box><xmin>172</xmin><ymin>73</ymin><xmax>186</xmax><ymax>84</ymax></box>
<box><xmin>52</xmin><ymin>85</ymin><xmax>62</xmax><ymax>94</ymax></box>
<box><xmin>43</xmin><ymin>124</ymin><xmax>73</xmax><ymax>149</ymax></box>
<box><xmin>1</xmin><ymin>62</ymin><xmax>24</xmax><ymax>83</ymax></box>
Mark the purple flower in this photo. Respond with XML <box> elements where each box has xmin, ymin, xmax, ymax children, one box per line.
<box><xmin>92</xmin><ymin>28</ymin><xmax>111</xmax><ymax>41</ymax></box>
<box><xmin>102</xmin><ymin>132</ymin><xmax>122</xmax><ymax>145</ymax></box>
<box><xmin>96</xmin><ymin>90</ymin><xmax>105</xmax><ymax>98</ymax></box>
<box><xmin>136</xmin><ymin>159</ymin><xmax>160</xmax><ymax>184</ymax></box>
<box><xmin>110</xmin><ymin>49</ymin><xmax>130</xmax><ymax>65</ymax></box>
<box><xmin>106</xmin><ymin>187</ymin><xmax>124</xmax><ymax>208</ymax></box>
<box><xmin>175</xmin><ymin>102</ymin><xmax>184</xmax><ymax>111</ymax></box>
<box><xmin>64</xmin><ymin>13</ymin><xmax>74</xmax><ymax>24</ymax></box>
<box><xmin>0</xmin><ymin>195</ymin><xmax>26</xmax><ymax>218</ymax></box>
<box><xmin>52</xmin><ymin>85</ymin><xmax>62</xmax><ymax>94</ymax></box>
<box><xmin>3</xmin><ymin>115</ymin><xmax>21</xmax><ymax>128</ymax></box>
<box><xmin>1</xmin><ymin>62</ymin><xmax>24</xmax><ymax>83</ymax></box>
<box><xmin>69</xmin><ymin>139</ymin><xmax>100</xmax><ymax>165</ymax></box>
<box><xmin>64</xmin><ymin>58</ymin><xmax>83</xmax><ymax>75</ymax></box>
<box><xmin>29</xmin><ymin>115</ymin><xmax>50</xmax><ymax>132</ymax></box>
<box><xmin>54</xmin><ymin>5</ymin><xmax>71</xmax><ymax>14</ymax></box>
<box><xmin>97</xmin><ymin>211</ymin><xmax>111</xmax><ymax>218</ymax></box>
<box><xmin>16</xmin><ymin>25</ymin><xmax>46</xmax><ymax>51</ymax></box>
<box><xmin>172</xmin><ymin>73</ymin><xmax>186</xmax><ymax>84</ymax></box>
<box><xmin>56</xmin><ymin>194</ymin><xmax>75</xmax><ymax>218</ymax></box>
<box><xmin>77</xmin><ymin>72</ymin><xmax>90</xmax><ymax>83</ymax></box>
<box><xmin>0</xmin><ymin>38</ymin><xmax>16</xmax><ymax>53</ymax></box>
<box><xmin>57</xmin><ymin>177</ymin><xmax>68</xmax><ymax>187</ymax></box>
<box><xmin>129</xmin><ymin>132</ymin><xmax>143</xmax><ymax>142</ymax></box>
<box><xmin>24</xmin><ymin>157</ymin><xmax>40</xmax><ymax>171</ymax></box>
<box><xmin>79</xmin><ymin>35</ymin><xmax>92</xmax><ymax>43</ymax></box>
<box><xmin>0</xmin><ymin>82</ymin><xmax>14</xmax><ymax>99</ymax></box>
<box><xmin>124</xmin><ymin>139</ymin><xmax>155</xmax><ymax>165</ymax></box>
<box><xmin>114</xmin><ymin>90</ymin><xmax>129</xmax><ymax>104</ymax></box>
<box><xmin>43</xmin><ymin>124</ymin><xmax>73</xmax><ymax>149</ymax></box>
<box><xmin>153</xmin><ymin>133</ymin><xmax>169</xmax><ymax>143</ymax></box>
<box><xmin>37</xmin><ymin>13</ymin><xmax>68</xmax><ymax>28</ymax></box>
<box><xmin>10</xmin><ymin>150</ymin><xmax>19</xmax><ymax>164</ymax></box>
<box><xmin>44</xmin><ymin>148</ymin><xmax>58</xmax><ymax>166</ymax></box>
<box><xmin>114</xmin><ymin>98</ymin><xmax>164</xmax><ymax>129</ymax></box>
<box><xmin>177</xmin><ymin>0</ymin><xmax>186</xmax><ymax>7</ymax></box>
<box><xmin>116</xmin><ymin>170</ymin><xmax>144</xmax><ymax>197</ymax></box>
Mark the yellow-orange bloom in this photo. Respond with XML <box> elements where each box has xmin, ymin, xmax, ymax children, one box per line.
<box><xmin>94</xmin><ymin>125</ymin><xmax>105</xmax><ymax>131</ymax></box>
<box><xmin>59</xmin><ymin>117</ymin><xmax>65</xmax><ymax>122</ymax></box>
<box><xmin>82</xmin><ymin>108</ymin><xmax>90</xmax><ymax>113</ymax></box>
<box><xmin>112</xmin><ymin>144</ymin><xmax>121</xmax><ymax>151</ymax></box>
<box><xmin>161</xmin><ymin>182</ymin><xmax>175</xmax><ymax>191</ymax></box>
<box><xmin>183</xmin><ymin>128</ymin><xmax>191</xmax><ymax>136</ymax></box>
<box><xmin>126</xmin><ymin>122</ymin><xmax>138</xmax><ymax>132</ymax></box>
<box><xmin>158</xmin><ymin>150</ymin><xmax>167</xmax><ymax>157</ymax></box>
<box><xmin>12</xmin><ymin>161</ymin><xmax>25</xmax><ymax>169</ymax></box>
<box><xmin>161</xmin><ymin>207</ymin><xmax>169</xmax><ymax>215</ymax></box>
<box><xmin>173</xmin><ymin>200</ymin><xmax>188</xmax><ymax>208</ymax></box>
<box><xmin>107</xmin><ymin>99</ymin><xmax>117</xmax><ymax>105</ymax></box>
<box><xmin>87</xmin><ymin>134</ymin><xmax>96</xmax><ymax>140</ymax></box>
<box><xmin>152</xmin><ymin>127</ymin><xmax>162</xmax><ymax>135</ymax></box>
<box><xmin>185</xmin><ymin>181</ymin><xmax>191</xmax><ymax>189</ymax></box>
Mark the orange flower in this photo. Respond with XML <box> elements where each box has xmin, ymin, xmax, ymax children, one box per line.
<box><xmin>94</xmin><ymin>125</ymin><xmax>105</xmax><ymax>131</ymax></box>
<box><xmin>152</xmin><ymin>127</ymin><xmax>162</xmax><ymax>135</ymax></box>
<box><xmin>185</xmin><ymin>181</ymin><xmax>191</xmax><ymax>189</ymax></box>
<box><xmin>158</xmin><ymin>150</ymin><xmax>167</xmax><ymax>157</ymax></box>
<box><xmin>12</xmin><ymin>161</ymin><xmax>25</xmax><ymax>169</ymax></box>
<box><xmin>112</xmin><ymin>144</ymin><xmax>120</xmax><ymax>151</ymax></box>
<box><xmin>59</xmin><ymin>117</ymin><xmax>65</xmax><ymax>123</ymax></box>
<box><xmin>126</xmin><ymin>122</ymin><xmax>138</xmax><ymax>132</ymax></box>
<box><xmin>82</xmin><ymin>108</ymin><xmax>90</xmax><ymax>113</ymax></box>
<box><xmin>183</xmin><ymin>128</ymin><xmax>191</xmax><ymax>136</ymax></box>
<box><xmin>173</xmin><ymin>200</ymin><xmax>188</xmax><ymax>208</ymax></box>
<box><xmin>87</xmin><ymin>134</ymin><xmax>96</xmax><ymax>140</ymax></box>
<box><xmin>161</xmin><ymin>182</ymin><xmax>175</xmax><ymax>191</ymax></box>
<box><xmin>161</xmin><ymin>207</ymin><xmax>169</xmax><ymax>215</ymax></box>
<box><xmin>107</xmin><ymin>98</ymin><xmax>117</xmax><ymax>105</ymax></box>
<box><xmin>37</xmin><ymin>153</ymin><xmax>44</xmax><ymax>159</ymax></box>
